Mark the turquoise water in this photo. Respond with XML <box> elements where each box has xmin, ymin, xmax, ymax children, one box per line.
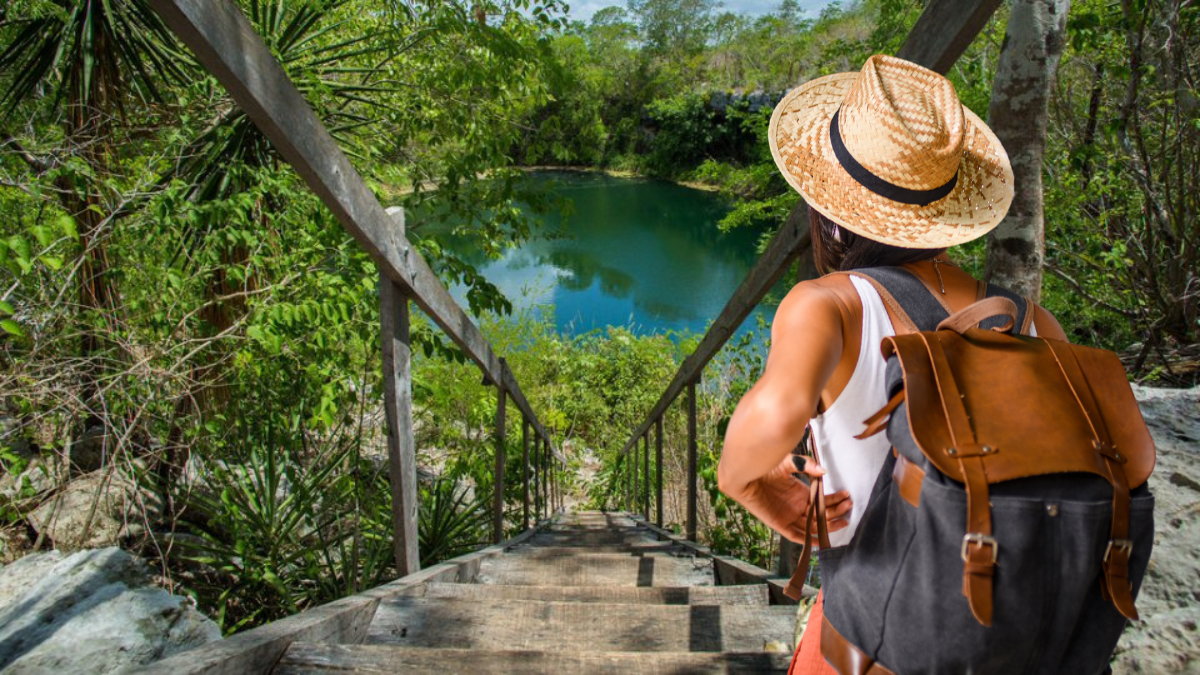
<box><xmin>431</xmin><ymin>171</ymin><xmax>774</xmax><ymax>338</ymax></box>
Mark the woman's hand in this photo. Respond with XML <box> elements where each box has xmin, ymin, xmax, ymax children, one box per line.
<box><xmin>733</xmin><ymin>453</ymin><xmax>853</xmax><ymax>544</ymax></box>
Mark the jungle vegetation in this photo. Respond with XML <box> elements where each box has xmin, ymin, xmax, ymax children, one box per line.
<box><xmin>0</xmin><ymin>0</ymin><xmax>1195</xmax><ymax>631</ymax></box>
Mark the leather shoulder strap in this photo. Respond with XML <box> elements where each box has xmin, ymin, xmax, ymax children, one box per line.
<box><xmin>981</xmin><ymin>282</ymin><xmax>1033</xmax><ymax>335</ymax></box>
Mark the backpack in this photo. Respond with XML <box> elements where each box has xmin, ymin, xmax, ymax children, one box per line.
<box><xmin>783</xmin><ymin>266</ymin><xmax>1156</xmax><ymax>675</ymax></box>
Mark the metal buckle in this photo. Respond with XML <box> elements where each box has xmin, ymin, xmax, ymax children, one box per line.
<box><xmin>1104</xmin><ymin>539</ymin><xmax>1133</xmax><ymax>562</ymax></box>
<box><xmin>961</xmin><ymin>533</ymin><xmax>999</xmax><ymax>564</ymax></box>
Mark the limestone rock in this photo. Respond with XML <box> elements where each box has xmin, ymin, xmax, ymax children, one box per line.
<box><xmin>0</xmin><ymin>526</ymin><xmax>31</xmax><ymax>565</ymax></box>
<box><xmin>28</xmin><ymin>470</ymin><xmax>163</xmax><ymax>550</ymax></box>
<box><xmin>0</xmin><ymin>454</ymin><xmax>64</xmax><ymax>505</ymax></box>
<box><xmin>1112</xmin><ymin>386</ymin><xmax>1200</xmax><ymax>674</ymax></box>
<box><xmin>0</xmin><ymin>547</ymin><xmax>220</xmax><ymax>673</ymax></box>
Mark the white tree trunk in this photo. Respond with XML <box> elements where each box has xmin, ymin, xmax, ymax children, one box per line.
<box><xmin>984</xmin><ymin>0</ymin><xmax>1070</xmax><ymax>301</ymax></box>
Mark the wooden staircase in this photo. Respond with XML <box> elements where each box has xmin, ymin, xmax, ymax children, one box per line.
<box><xmin>273</xmin><ymin>511</ymin><xmax>796</xmax><ymax>673</ymax></box>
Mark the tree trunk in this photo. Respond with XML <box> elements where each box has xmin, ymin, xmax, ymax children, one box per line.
<box><xmin>984</xmin><ymin>0</ymin><xmax>1070</xmax><ymax>301</ymax></box>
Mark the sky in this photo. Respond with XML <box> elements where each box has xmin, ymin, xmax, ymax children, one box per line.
<box><xmin>566</xmin><ymin>0</ymin><xmax>836</xmax><ymax>22</ymax></box>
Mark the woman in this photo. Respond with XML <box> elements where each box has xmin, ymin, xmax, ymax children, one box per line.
<box><xmin>716</xmin><ymin>55</ymin><xmax>1068</xmax><ymax>673</ymax></box>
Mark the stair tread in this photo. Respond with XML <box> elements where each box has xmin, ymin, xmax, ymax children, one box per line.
<box><xmin>275</xmin><ymin>644</ymin><xmax>792</xmax><ymax>674</ymax></box>
<box><xmin>394</xmin><ymin>582</ymin><xmax>769</xmax><ymax>605</ymax></box>
<box><xmin>501</xmin><ymin>545</ymin><xmax>694</xmax><ymax>559</ymax></box>
<box><xmin>366</xmin><ymin>597</ymin><xmax>795</xmax><ymax>652</ymax></box>
<box><xmin>477</xmin><ymin>551</ymin><xmax>715</xmax><ymax>587</ymax></box>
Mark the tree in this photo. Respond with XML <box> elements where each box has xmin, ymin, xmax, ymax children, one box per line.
<box><xmin>984</xmin><ymin>0</ymin><xmax>1071</xmax><ymax>300</ymax></box>
<box><xmin>626</xmin><ymin>0</ymin><xmax>719</xmax><ymax>57</ymax></box>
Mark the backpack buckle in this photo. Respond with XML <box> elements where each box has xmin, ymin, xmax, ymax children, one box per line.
<box><xmin>961</xmin><ymin>533</ymin><xmax>998</xmax><ymax>563</ymax></box>
<box><xmin>1104</xmin><ymin>539</ymin><xmax>1133</xmax><ymax>562</ymax></box>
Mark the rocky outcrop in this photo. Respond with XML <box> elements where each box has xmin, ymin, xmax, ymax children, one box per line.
<box><xmin>1113</xmin><ymin>386</ymin><xmax>1200</xmax><ymax>674</ymax></box>
<box><xmin>28</xmin><ymin>469</ymin><xmax>163</xmax><ymax>550</ymax></box>
<box><xmin>0</xmin><ymin>547</ymin><xmax>220</xmax><ymax>673</ymax></box>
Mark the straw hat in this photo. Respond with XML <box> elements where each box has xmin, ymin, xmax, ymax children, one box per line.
<box><xmin>769</xmin><ymin>54</ymin><xmax>1013</xmax><ymax>249</ymax></box>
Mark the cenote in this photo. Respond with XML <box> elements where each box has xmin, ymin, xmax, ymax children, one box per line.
<box><xmin>429</xmin><ymin>171</ymin><xmax>777</xmax><ymax>338</ymax></box>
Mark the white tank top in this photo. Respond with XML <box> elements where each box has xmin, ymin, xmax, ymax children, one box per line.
<box><xmin>810</xmin><ymin>275</ymin><xmax>895</xmax><ymax>547</ymax></box>
<box><xmin>812</xmin><ymin>274</ymin><xmax>1039</xmax><ymax>546</ymax></box>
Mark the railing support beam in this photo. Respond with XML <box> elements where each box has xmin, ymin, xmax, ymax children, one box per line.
<box><xmin>522</xmin><ymin>419</ymin><xmax>530</xmax><ymax>531</ymax></box>
<box><xmin>645</xmin><ymin>432</ymin><xmax>651</xmax><ymax>518</ymax></box>
<box><xmin>380</xmin><ymin>253</ymin><xmax>419</xmax><ymax>576</ymax></box>
<box><xmin>632</xmin><ymin>437</ymin><xmax>639</xmax><ymax>516</ymax></box>
<box><xmin>655</xmin><ymin>416</ymin><xmax>663</xmax><ymax>526</ymax></box>
<box><xmin>493</xmin><ymin>374</ymin><xmax>507</xmax><ymax>543</ymax></box>
<box><xmin>687</xmin><ymin>381</ymin><xmax>698</xmax><ymax>542</ymax></box>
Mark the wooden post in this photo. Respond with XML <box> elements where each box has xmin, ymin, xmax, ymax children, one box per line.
<box><xmin>687</xmin><ymin>381</ymin><xmax>698</xmax><ymax>542</ymax></box>
<box><xmin>522</xmin><ymin>419</ymin><xmax>530</xmax><ymax>531</ymax></box>
<box><xmin>628</xmin><ymin>451</ymin><xmax>638</xmax><ymax>509</ymax></box>
<box><xmin>655</xmin><ymin>416</ymin><xmax>663</xmax><ymax>526</ymax></box>
<box><xmin>493</xmin><ymin>373</ymin><xmax>507</xmax><ymax>544</ymax></box>
<box><xmin>532</xmin><ymin>435</ymin><xmax>539</xmax><ymax>521</ymax></box>
<box><xmin>628</xmin><ymin>439</ymin><xmax>638</xmax><ymax>511</ymax></box>
<box><xmin>777</xmin><ymin>536</ymin><xmax>801</xmax><ymax>579</ymax></box>
<box><xmin>895</xmin><ymin>0</ymin><xmax>1005</xmax><ymax>75</ymax></box>
<box><xmin>642</xmin><ymin>432</ymin><xmax>650</xmax><ymax>519</ymax></box>
<box><xmin>380</xmin><ymin>208</ymin><xmax>419</xmax><ymax>577</ymax></box>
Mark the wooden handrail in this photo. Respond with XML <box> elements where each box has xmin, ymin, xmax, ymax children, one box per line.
<box><xmin>616</xmin><ymin>204</ymin><xmax>811</xmax><ymax>458</ymax></box>
<box><xmin>151</xmin><ymin>0</ymin><xmax>565</xmax><ymax>575</ymax></box>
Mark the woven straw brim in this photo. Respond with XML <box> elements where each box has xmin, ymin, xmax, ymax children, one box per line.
<box><xmin>769</xmin><ymin>73</ymin><xmax>1014</xmax><ymax>249</ymax></box>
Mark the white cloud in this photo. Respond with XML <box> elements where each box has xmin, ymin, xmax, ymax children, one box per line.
<box><xmin>567</xmin><ymin>0</ymin><xmax>835</xmax><ymax>22</ymax></box>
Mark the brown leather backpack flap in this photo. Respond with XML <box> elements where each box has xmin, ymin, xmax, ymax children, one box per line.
<box><xmin>882</xmin><ymin>331</ymin><xmax>1155</xmax><ymax>488</ymax></box>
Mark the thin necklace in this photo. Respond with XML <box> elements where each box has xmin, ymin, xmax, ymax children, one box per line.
<box><xmin>930</xmin><ymin>259</ymin><xmax>955</xmax><ymax>294</ymax></box>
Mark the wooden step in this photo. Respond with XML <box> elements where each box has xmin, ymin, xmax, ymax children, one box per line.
<box><xmin>515</xmin><ymin>540</ymin><xmax>679</xmax><ymax>554</ymax></box>
<box><xmin>503</xmin><ymin>544</ymin><xmax>689</xmax><ymax>560</ymax></box>
<box><xmin>366</xmin><ymin>598</ymin><xmax>796</xmax><ymax>652</ymax></box>
<box><xmin>394</xmin><ymin>582</ymin><xmax>769</xmax><ymax>605</ymax></box>
<box><xmin>477</xmin><ymin>552</ymin><xmax>715</xmax><ymax>587</ymax></box>
<box><xmin>275</xmin><ymin>644</ymin><xmax>792</xmax><ymax>674</ymax></box>
<box><xmin>521</xmin><ymin>531</ymin><xmax>661</xmax><ymax>548</ymax></box>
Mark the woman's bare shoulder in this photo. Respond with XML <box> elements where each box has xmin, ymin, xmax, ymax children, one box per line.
<box><xmin>774</xmin><ymin>275</ymin><xmax>858</xmax><ymax>336</ymax></box>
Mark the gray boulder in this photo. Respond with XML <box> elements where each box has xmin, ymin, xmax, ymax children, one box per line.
<box><xmin>28</xmin><ymin>470</ymin><xmax>163</xmax><ymax>550</ymax></box>
<box><xmin>0</xmin><ymin>547</ymin><xmax>220</xmax><ymax>673</ymax></box>
<box><xmin>1112</xmin><ymin>386</ymin><xmax>1200</xmax><ymax>674</ymax></box>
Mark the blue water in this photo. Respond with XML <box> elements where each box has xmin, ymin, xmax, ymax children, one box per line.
<box><xmin>430</xmin><ymin>171</ymin><xmax>775</xmax><ymax>338</ymax></box>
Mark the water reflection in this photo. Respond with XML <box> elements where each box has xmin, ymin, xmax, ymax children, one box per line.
<box><xmin>429</xmin><ymin>171</ymin><xmax>771</xmax><ymax>336</ymax></box>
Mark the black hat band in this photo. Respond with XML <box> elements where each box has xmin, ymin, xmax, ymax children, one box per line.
<box><xmin>829</xmin><ymin>108</ymin><xmax>958</xmax><ymax>207</ymax></box>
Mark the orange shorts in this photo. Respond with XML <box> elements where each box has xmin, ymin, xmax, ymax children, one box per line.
<box><xmin>788</xmin><ymin>590</ymin><xmax>837</xmax><ymax>675</ymax></box>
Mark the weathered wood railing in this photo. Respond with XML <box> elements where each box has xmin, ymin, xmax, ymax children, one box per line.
<box><xmin>150</xmin><ymin>0</ymin><xmax>566</xmax><ymax>578</ymax></box>
<box><xmin>614</xmin><ymin>0</ymin><xmax>1005</xmax><ymax>553</ymax></box>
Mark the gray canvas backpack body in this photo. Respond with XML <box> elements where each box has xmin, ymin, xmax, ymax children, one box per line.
<box><xmin>783</xmin><ymin>267</ymin><xmax>1156</xmax><ymax>675</ymax></box>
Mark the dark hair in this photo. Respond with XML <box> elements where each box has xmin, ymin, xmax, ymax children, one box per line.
<box><xmin>809</xmin><ymin>206</ymin><xmax>945</xmax><ymax>274</ymax></box>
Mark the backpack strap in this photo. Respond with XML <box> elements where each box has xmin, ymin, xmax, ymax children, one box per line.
<box><xmin>1043</xmin><ymin>338</ymin><xmax>1140</xmax><ymax>621</ymax></box>
<box><xmin>847</xmin><ymin>267</ymin><xmax>951</xmax><ymax>334</ymax></box>
<box><xmin>783</xmin><ymin>426</ymin><xmax>831</xmax><ymax>601</ymax></box>
<box><xmin>977</xmin><ymin>280</ymin><xmax>1035</xmax><ymax>334</ymax></box>
<box><xmin>847</xmin><ymin>265</ymin><xmax>1036</xmax><ymax>336</ymax></box>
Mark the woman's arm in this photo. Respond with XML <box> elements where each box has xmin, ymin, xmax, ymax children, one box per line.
<box><xmin>717</xmin><ymin>281</ymin><xmax>851</xmax><ymax>541</ymax></box>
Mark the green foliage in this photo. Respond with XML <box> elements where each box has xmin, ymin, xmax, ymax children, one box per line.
<box><xmin>177</xmin><ymin>426</ymin><xmax>392</xmax><ymax>633</ymax></box>
<box><xmin>0</xmin><ymin>0</ymin><xmax>188</xmax><ymax>118</ymax></box>
<box><xmin>640</xmin><ymin>94</ymin><xmax>757</xmax><ymax>178</ymax></box>
<box><xmin>419</xmin><ymin>477</ymin><xmax>490</xmax><ymax>568</ymax></box>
